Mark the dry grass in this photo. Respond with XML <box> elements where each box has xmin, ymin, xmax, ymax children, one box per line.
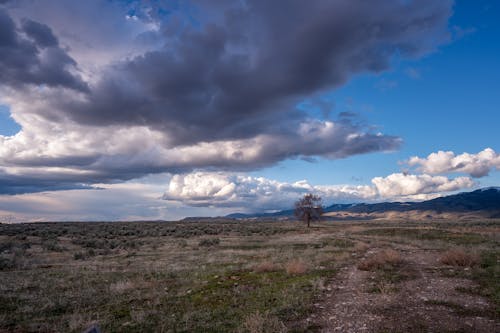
<box><xmin>1</xmin><ymin>219</ymin><xmax>497</xmax><ymax>332</ymax></box>
<box><xmin>254</xmin><ymin>261</ymin><xmax>280</xmax><ymax>273</ymax></box>
<box><xmin>285</xmin><ymin>259</ymin><xmax>308</xmax><ymax>275</ymax></box>
<box><xmin>440</xmin><ymin>248</ymin><xmax>480</xmax><ymax>267</ymax></box>
<box><xmin>68</xmin><ymin>314</ymin><xmax>94</xmax><ymax>332</ymax></box>
<box><xmin>240</xmin><ymin>311</ymin><xmax>286</xmax><ymax>333</ymax></box>
<box><xmin>354</xmin><ymin>242</ymin><xmax>370</xmax><ymax>253</ymax></box>
<box><xmin>109</xmin><ymin>279</ymin><xmax>135</xmax><ymax>293</ymax></box>
<box><xmin>358</xmin><ymin>249</ymin><xmax>402</xmax><ymax>271</ymax></box>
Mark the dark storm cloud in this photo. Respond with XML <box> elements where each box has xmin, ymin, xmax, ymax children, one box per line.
<box><xmin>0</xmin><ymin>9</ymin><xmax>87</xmax><ymax>91</ymax></box>
<box><xmin>21</xmin><ymin>19</ymin><xmax>58</xmax><ymax>47</ymax></box>
<box><xmin>0</xmin><ymin>1</ymin><xmax>453</xmax><ymax>194</ymax></box>
<box><xmin>57</xmin><ymin>0</ymin><xmax>452</xmax><ymax>145</ymax></box>
<box><xmin>0</xmin><ymin>172</ymin><xmax>96</xmax><ymax>195</ymax></box>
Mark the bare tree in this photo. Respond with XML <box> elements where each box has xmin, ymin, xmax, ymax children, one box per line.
<box><xmin>294</xmin><ymin>194</ymin><xmax>323</xmax><ymax>227</ymax></box>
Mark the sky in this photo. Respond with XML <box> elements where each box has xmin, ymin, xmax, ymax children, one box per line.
<box><xmin>0</xmin><ymin>0</ymin><xmax>499</xmax><ymax>222</ymax></box>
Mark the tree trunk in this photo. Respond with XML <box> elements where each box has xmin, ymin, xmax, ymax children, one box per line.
<box><xmin>307</xmin><ymin>213</ymin><xmax>311</xmax><ymax>228</ymax></box>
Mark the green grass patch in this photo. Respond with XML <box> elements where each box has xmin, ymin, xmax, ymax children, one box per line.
<box><xmin>324</xmin><ymin>238</ymin><xmax>355</xmax><ymax>248</ymax></box>
<box><xmin>0</xmin><ymin>247</ymin><xmax>335</xmax><ymax>332</ymax></box>
<box><xmin>470</xmin><ymin>250</ymin><xmax>500</xmax><ymax>317</ymax></box>
<box><xmin>358</xmin><ymin>228</ymin><xmax>488</xmax><ymax>245</ymax></box>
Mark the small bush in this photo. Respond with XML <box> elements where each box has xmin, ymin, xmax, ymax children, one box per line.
<box><xmin>198</xmin><ymin>238</ymin><xmax>220</xmax><ymax>247</ymax></box>
<box><xmin>0</xmin><ymin>257</ymin><xmax>15</xmax><ymax>270</ymax></box>
<box><xmin>358</xmin><ymin>249</ymin><xmax>402</xmax><ymax>271</ymax></box>
<box><xmin>73</xmin><ymin>252</ymin><xmax>86</xmax><ymax>260</ymax></box>
<box><xmin>285</xmin><ymin>259</ymin><xmax>308</xmax><ymax>275</ymax></box>
<box><xmin>440</xmin><ymin>248</ymin><xmax>479</xmax><ymax>267</ymax></box>
<box><xmin>42</xmin><ymin>240</ymin><xmax>65</xmax><ymax>252</ymax></box>
<box><xmin>0</xmin><ymin>242</ymin><xmax>14</xmax><ymax>253</ymax></box>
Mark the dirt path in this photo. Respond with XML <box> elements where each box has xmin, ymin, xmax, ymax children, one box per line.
<box><xmin>309</xmin><ymin>244</ymin><xmax>499</xmax><ymax>333</ymax></box>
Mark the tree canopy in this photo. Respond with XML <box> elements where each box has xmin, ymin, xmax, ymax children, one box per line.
<box><xmin>294</xmin><ymin>194</ymin><xmax>323</xmax><ymax>227</ymax></box>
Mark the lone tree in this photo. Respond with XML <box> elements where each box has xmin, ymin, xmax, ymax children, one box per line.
<box><xmin>294</xmin><ymin>194</ymin><xmax>323</xmax><ymax>228</ymax></box>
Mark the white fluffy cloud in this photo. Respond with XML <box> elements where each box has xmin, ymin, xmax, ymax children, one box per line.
<box><xmin>407</xmin><ymin>148</ymin><xmax>500</xmax><ymax>178</ymax></box>
<box><xmin>371</xmin><ymin>173</ymin><xmax>474</xmax><ymax>198</ymax></box>
<box><xmin>163</xmin><ymin>171</ymin><xmax>475</xmax><ymax>211</ymax></box>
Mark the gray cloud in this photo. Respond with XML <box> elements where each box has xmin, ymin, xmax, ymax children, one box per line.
<box><xmin>0</xmin><ymin>171</ymin><xmax>96</xmax><ymax>195</ymax></box>
<box><xmin>0</xmin><ymin>1</ymin><xmax>453</xmax><ymax>194</ymax></box>
<box><xmin>55</xmin><ymin>0</ymin><xmax>452</xmax><ymax>144</ymax></box>
<box><xmin>21</xmin><ymin>18</ymin><xmax>58</xmax><ymax>47</ymax></box>
<box><xmin>0</xmin><ymin>9</ymin><xmax>87</xmax><ymax>91</ymax></box>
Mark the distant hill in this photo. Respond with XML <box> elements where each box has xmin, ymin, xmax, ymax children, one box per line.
<box><xmin>347</xmin><ymin>187</ymin><xmax>500</xmax><ymax>213</ymax></box>
<box><xmin>226</xmin><ymin>188</ymin><xmax>500</xmax><ymax>220</ymax></box>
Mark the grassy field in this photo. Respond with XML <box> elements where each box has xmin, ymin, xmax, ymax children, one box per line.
<box><xmin>0</xmin><ymin>219</ymin><xmax>499</xmax><ymax>332</ymax></box>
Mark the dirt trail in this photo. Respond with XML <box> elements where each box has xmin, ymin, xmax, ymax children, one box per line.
<box><xmin>309</xmin><ymin>244</ymin><xmax>499</xmax><ymax>333</ymax></box>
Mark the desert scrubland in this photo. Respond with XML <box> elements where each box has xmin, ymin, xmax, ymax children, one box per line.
<box><xmin>0</xmin><ymin>219</ymin><xmax>499</xmax><ymax>332</ymax></box>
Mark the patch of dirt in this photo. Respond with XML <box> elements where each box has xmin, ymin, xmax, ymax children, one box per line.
<box><xmin>308</xmin><ymin>245</ymin><xmax>499</xmax><ymax>333</ymax></box>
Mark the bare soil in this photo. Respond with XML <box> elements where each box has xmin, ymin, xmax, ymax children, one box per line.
<box><xmin>311</xmin><ymin>242</ymin><xmax>499</xmax><ymax>333</ymax></box>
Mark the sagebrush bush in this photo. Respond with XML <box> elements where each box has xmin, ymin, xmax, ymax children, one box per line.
<box><xmin>0</xmin><ymin>257</ymin><xmax>15</xmax><ymax>270</ymax></box>
<box><xmin>440</xmin><ymin>248</ymin><xmax>479</xmax><ymax>267</ymax></box>
<box><xmin>198</xmin><ymin>238</ymin><xmax>220</xmax><ymax>247</ymax></box>
<box><xmin>358</xmin><ymin>249</ymin><xmax>402</xmax><ymax>271</ymax></box>
<box><xmin>254</xmin><ymin>261</ymin><xmax>279</xmax><ymax>273</ymax></box>
<box><xmin>285</xmin><ymin>259</ymin><xmax>308</xmax><ymax>275</ymax></box>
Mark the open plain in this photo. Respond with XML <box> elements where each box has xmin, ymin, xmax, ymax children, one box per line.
<box><xmin>0</xmin><ymin>219</ymin><xmax>498</xmax><ymax>332</ymax></box>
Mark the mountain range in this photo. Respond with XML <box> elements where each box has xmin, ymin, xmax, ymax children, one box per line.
<box><xmin>226</xmin><ymin>187</ymin><xmax>500</xmax><ymax>220</ymax></box>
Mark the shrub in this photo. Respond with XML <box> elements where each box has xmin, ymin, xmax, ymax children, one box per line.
<box><xmin>0</xmin><ymin>257</ymin><xmax>15</xmax><ymax>270</ymax></box>
<box><xmin>42</xmin><ymin>240</ymin><xmax>65</xmax><ymax>252</ymax></box>
<box><xmin>440</xmin><ymin>248</ymin><xmax>479</xmax><ymax>267</ymax></box>
<box><xmin>358</xmin><ymin>249</ymin><xmax>402</xmax><ymax>271</ymax></box>
<box><xmin>198</xmin><ymin>238</ymin><xmax>220</xmax><ymax>247</ymax></box>
<box><xmin>0</xmin><ymin>242</ymin><xmax>14</xmax><ymax>253</ymax></box>
<box><xmin>285</xmin><ymin>259</ymin><xmax>308</xmax><ymax>275</ymax></box>
<box><xmin>73</xmin><ymin>252</ymin><xmax>86</xmax><ymax>260</ymax></box>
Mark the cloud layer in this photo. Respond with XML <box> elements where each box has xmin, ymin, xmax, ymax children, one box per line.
<box><xmin>163</xmin><ymin>171</ymin><xmax>474</xmax><ymax>211</ymax></box>
<box><xmin>407</xmin><ymin>148</ymin><xmax>500</xmax><ymax>178</ymax></box>
<box><xmin>0</xmin><ymin>0</ymin><xmax>453</xmax><ymax>193</ymax></box>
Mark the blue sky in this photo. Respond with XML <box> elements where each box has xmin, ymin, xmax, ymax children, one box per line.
<box><xmin>0</xmin><ymin>0</ymin><xmax>498</xmax><ymax>221</ymax></box>
<box><xmin>0</xmin><ymin>105</ymin><xmax>21</xmax><ymax>136</ymax></box>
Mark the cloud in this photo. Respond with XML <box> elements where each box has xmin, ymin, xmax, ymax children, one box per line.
<box><xmin>50</xmin><ymin>0</ymin><xmax>452</xmax><ymax>141</ymax></box>
<box><xmin>162</xmin><ymin>172</ymin><xmax>372</xmax><ymax>210</ymax></box>
<box><xmin>0</xmin><ymin>9</ymin><xmax>87</xmax><ymax>91</ymax></box>
<box><xmin>407</xmin><ymin>148</ymin><xmax>500</xmax><ymax>178</ymax></box>
<box><xmin>0</xmin><ymin>115</ymin><xmax>402</xmax><ymax>194</ymax></box>
<box><xmin>0</xmin><ymin>168</ymin><xmax>478</xmax><ymax>222</ymax></box>
<box><xmin>0</xmin><ymin>178</ymin><xmax>173</xmax><ymax>222</ymax></box>
<box><xmin>371</xmin><ymin>173</ymin><xmax>474</xmax><ymax>198</ymax></box>
<box><xmin>162</xmin><ymin>171</ymin><xmax>475</xmax><ymax>211</ymax></box>
<box><xmin>0</xmin><ymin>1</ymin><xmax>453</xmax><ymax>193</ymax></box>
